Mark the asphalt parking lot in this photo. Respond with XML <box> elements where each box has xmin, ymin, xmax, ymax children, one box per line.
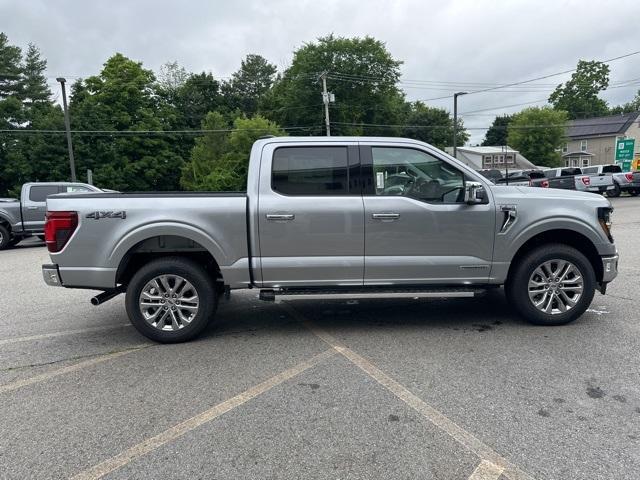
<box><xmin>1</xmin><ymin>197</ymin><xmax>639</xmax><ymax>480</ymax></box>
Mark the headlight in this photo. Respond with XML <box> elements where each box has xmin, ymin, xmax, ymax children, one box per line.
<box><xmin>598</xmin><ymin>207</ymin><xmax>613</xmax><ymax>242</ymax></box>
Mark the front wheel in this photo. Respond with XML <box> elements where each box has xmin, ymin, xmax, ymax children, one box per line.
<box><xmin>506</xmin><ymin>244</ymin><xmax>596</xmax><ymax>326</ymax></box>
<box><xmin>629</xmin><ymin>189</ymin><xmax>640</xmax><ymax>197</ymax></box>
<box><xmin>125</xmin><ymin>256</ymin><xmax>218</xmax><ymax>343</ymax></box>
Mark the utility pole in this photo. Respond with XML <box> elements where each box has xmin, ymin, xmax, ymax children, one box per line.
<box><xmin>320</xmin><ymin>72</ymin><xmax>334</xmax><ymax>136</ymax></box>
<box><xmin>452</xmin><ymin>91</ymin><xmax>468</xmax><ymax>158</ymax></box>
<box><xmin>56</xmin><ymin>77</ymin><xmax>76</xmax><ymax>182</ymax></box>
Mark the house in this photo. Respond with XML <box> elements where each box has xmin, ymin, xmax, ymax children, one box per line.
<box><xmin>444</xmin><ymin>146</ymin><xmax>536</xmax><ymax>170</ymax></box>
<box><xmin>562</xmin><ymin>112</ymin><xmax>640</xmax><ymax>167</ymax></box>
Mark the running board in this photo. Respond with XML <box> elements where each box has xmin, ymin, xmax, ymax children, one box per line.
<box><xmin>259</xmin><ymin>287</ymin><xmax>488</xmax><ymax>302</ymax></box>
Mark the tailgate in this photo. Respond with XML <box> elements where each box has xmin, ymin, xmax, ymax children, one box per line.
<box><xmin>588</xmin><ymin>174</ymin><xmax>614</xmax><ymax>187</ymax></box>
<box><xmin>549</xmin><ymin>177</ymin><xmax>575</xmax><ymax>190</ymax></box>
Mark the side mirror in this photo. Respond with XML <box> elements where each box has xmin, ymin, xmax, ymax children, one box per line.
<box><xmin>464</xmin><ymin>181</ymin><xmax>487</xmax><ymax>205</ymax></box>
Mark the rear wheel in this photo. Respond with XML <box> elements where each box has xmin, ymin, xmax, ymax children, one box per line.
<box><xmin>125</xmin><ymin>257</ymin><xmax>218</xmax><ymax>343</ymax></box>
<box><xmin>0</xmin><ymin>225</ymin><xmax>11</xmax><ymax>250</ymax></box>
<box><xmin>607</xmin><ymin>182</ymin><xmax>621</xmax><ymax>197</ymax></box>
<box><xmin>506</xmin><ymin>244</ymin><xmax>595</xmax><ymax>326</ymax></box>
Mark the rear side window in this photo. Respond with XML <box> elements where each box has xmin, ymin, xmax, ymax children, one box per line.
<box><xmin>545</xmin><ymin>170</ymin><xmax>557</xmax><ymax>178</ymax></box>
<box><xmin>65</xmin><ymin>185</ymin><xmax>92</xmax><ymax>193</ymax></box>
<box><xmin>272</xmin><ymin>147</ymin><xmax>350</xmax><ymax>195</ymax></box>
<box><xmin>29</xmin><ymin>185</ymin><xmax>59</xmax><ymax>202</ymax></box>
<box><xmin>602</xmin><ymin>165</ymin><xmax>622</xmax><ymax>173</ymax></box>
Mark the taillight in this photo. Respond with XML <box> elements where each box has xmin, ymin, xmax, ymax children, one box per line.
<box><xmin>581</xmin><ymin>176</ymin><xmax>591</xmax><ymax>186</ymax></box>
<box><xmin>44</xmin><ymin>211</ymin><xmax>78</xmax><ymax>253</ymax></box>
<box><xmin>625</xmin><ymin>173</ymin><xmax>634</xmax><ymax>182</ymax></box>
<box><xmin>541</xmin><ymin>180</ymin><xmax>549</xmax><ymax>188</ymax></box>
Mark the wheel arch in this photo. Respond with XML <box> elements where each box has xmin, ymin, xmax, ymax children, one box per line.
<box><xmin>507</xmin><ymin>229</ymin><xmax>603</xmax><ymax>284</ymax></box>
<box><xmin>115</xmin><ymin>233</ymin><xmax>223</xmax><ymax>291</ymax></box>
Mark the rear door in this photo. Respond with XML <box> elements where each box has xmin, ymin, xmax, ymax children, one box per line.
<box><xmin>21</xmin><ymin>184</ymin><xmax>60</xmax><ymax>231</ymax></box>
<box><xmin>257</xmin><ymin>142</ymin><xmax>364</xmax><ymax>287</ymax></box>
<box><xmin>361</xmin><ymin>143</ymin><xmax>495</xmax><ymax>285</ymax></box>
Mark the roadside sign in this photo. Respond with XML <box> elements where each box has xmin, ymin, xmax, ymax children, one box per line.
<box><xmin>615</xmin><ymin>138</ymin><xmax>635</xmax><ymax>172</ymax></box>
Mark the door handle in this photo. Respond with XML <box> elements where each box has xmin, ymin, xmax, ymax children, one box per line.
<box><xmin>372</xmin><ymin>213</ymin><xmax>400</xmax><ymax>220</ymax></box>
<box><xmin>26</xmin><ymin>206</ymin><xmax>38</xmax><ymax>210</ymax></box>
<box><xmin>266</xmin><ymin>214</ymin><xmax>295</xmax><ymax>221</ymax></box>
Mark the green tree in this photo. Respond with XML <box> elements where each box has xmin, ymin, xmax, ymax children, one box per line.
<box><xmin>70</xmin><ymin>53</ymin><xmax>184</xmax><ymax>191</ymax></box>
<box><xmin>0</xmin><ymin>32</ymin><xmax>22</xmax><ymax>99</ymax></box>
<box><xmin>482</xmin><ymin>114</ymin><xmax>513</xmax><ymax>146</ymax></box>
<box><xmin>549</xmin><ymin>60</ymin><xmax>609</xmax><ymax>119</ymax></box>
<box><xmin>400</xmin><ymin>102</ymin><xmax>467</xmax><ymax>149</ymax></box>
<box><xmin>609</xmin><ymin>89</ymin><xmax>640</xmax><ymax>115</ymax></box>
<box><xmin>222</xmin><ymin>54</ymin><xmax>277</xmax><ymax>117</ymax></box>
<box><xmin>263</xmin><ymin>35</ymin><xmax>405</xmax><ymax>135</ymax></box>
<box><xmin>182</xmin><ymin>114</ymin><xmax>284</xmax><ymax>191</ymax></box>
<box><xmin>20</xmin><ymin>43</ymin><xmax>50</xmax><ymax>109</ymax></box>
<box><xmin>507</xmin><ymin>107</ymin><xmax>568</xmax><ymax>167</ymax></box>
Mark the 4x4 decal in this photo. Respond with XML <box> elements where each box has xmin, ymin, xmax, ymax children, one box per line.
<box><xmin>86</xmin><ymin>211</ymin><xmax>126</xmax><ymax>220</ymax></box>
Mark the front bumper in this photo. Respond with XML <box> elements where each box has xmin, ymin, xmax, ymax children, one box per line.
<box><xmin>42</xmin><ymin>264</ymin><xmax>63</xmax><ymax>287</ymax></box>
<box><xmin>601</xmin><ymin>254</ymin><xmax>618</xmax><ymax>283</ymax></box>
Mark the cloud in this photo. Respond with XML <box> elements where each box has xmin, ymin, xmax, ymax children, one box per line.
<box><xmin>1</xmin><ymin>0</ymin><xmax>638</xmax><ymax>143</ymax></box>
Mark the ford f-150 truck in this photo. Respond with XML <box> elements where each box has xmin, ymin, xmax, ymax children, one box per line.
<box><xmin>581</xmin><ymin>164</ymin><xmax>640</xmax><ymax>197</ymax></box>
<box><xmin>41</xmin><ymin>137</ymin><xmax>619</xmax><ymax>343</ymax></box>
<box><xmin>0</xmin><ymin>182</ymin><xmax>103</xmax><ymax>249</ymax></box>
<box><xmin>535</xmin><ymin>167</ymin><xmax>614</xmax><ymax>193</ymax></box>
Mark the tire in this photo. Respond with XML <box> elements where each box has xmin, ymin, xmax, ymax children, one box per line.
<box><xmin>607</xmin><ymin>182</ymin><xmax>621</xmax><ymax>198</ymax></box>
<box><xmin>0</xmin><ymin>225</ymin><xmax>11</xmax><ymax>250</ymax></box>
<box><xmin>37</xmin><ymin>235</ymin><xmax>46</xmax><ymax>241</ymax></box>
<box><xmin>8</xmin><ymin>237</ymin><xmax>21</xmax><ymax>247</ymax></box>
<box><xmin>629</xmin><ymin>189</ymin><xmax>639</xmax><ymax>197</ymax></box>
<box><xmin>125</xmin><ymin>256</ymin><xmax>218</xmax><ymax>343</ymax></box>
<box><xmin>506</xmin><ymin>244</ymin><xmax>596</xmax><ymax>326</ymax></box>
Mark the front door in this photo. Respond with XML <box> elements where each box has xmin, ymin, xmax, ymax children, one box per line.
<box><xmin>361</xmin><ymin>144</ymin><xmax>495</xmax><ymax>285</ymax></box>
<box><xmin>257</xmin><ymin>142</ymin><xmax>364</xmax><ymax>287</ymax></box>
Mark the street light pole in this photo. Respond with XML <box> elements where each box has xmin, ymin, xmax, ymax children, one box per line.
<box><xmin>56</xmin><ymin>77</ymin><xmax>76</xmax><ymax>182</ymax></box>
<box><xmin>453</xmin><ymin>91</ymin><xmax>468</xmax><ymax>159</ymax></box>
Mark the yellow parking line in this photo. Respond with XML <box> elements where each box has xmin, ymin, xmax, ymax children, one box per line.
<box><xmin>280</xmin><ymin>303</ymin><xmax>535</xmax><ymax>480</ymax></box>
<box><xmin>0</xmin><ymin>324</ymin><xmax>132</xmax><ymax>346</ymax></box>
<box><xmin>70</xmin><ymin>348</ymin><xmax>337</xmax><ymax>480</ymax></box>
<box><xmin>469</xmin><ymin>460</ymin><xmax>505</xmax><ymax>480</ymax></box>
<box><xmin>0</xmin><ymin>345</ymin><xmax>147</xmax><ymax>395</ymax></box>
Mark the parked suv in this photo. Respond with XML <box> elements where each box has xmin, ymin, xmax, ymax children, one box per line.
<box><xmin>581</xmin><ymin>164</ymin><xmax>640</xmax><ymax>197</ymax></box>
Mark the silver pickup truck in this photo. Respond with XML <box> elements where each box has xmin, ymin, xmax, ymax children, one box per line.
<box><xmin>0</xmin><ymin>182</ymin><xmax>102</xmax><ymax>249</ymax></box>
<box><xmin>41</xmin><ymin>137</ymin><xmax>619</xmax><ymax>343</ymax></box>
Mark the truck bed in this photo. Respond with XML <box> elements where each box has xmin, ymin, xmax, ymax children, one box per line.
<box><xmin>46</xmin><ymin>192</ymin><xmax>251</xmax><ymax>290</ymax></box>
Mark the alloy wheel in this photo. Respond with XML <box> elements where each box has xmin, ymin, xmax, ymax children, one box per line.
<box><xmin>527</xmin><ymin>259</ymin><xmax>584</xmax><ymax>315</ymax></box>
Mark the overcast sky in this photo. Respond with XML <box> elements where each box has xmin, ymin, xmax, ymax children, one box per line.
<box><xmin>1</xmin><ymin>0</ymin><xmax>639</xmax><ymax>144</ymax></box>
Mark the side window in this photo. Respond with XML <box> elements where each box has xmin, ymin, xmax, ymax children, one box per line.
<box><xmin>582</xmin><ymin>167</ymin><xmax>596</xmax><ymax>174</ymax></box>
<box><xmin>28</xmin><ymin>185</ymin><xmax>60</xmax><ymax>202</ymax></box>
<box><xmin>371</xmin><ymin>147</ymin><xmax>464</xmax><ymax>203</ymax></box>
<box><xmin>66</xmin><ymin>186</ymin><xmax>91</xmax><ymax>193</ymax></box>
<box><xmin>272</xmin><ymin>147</ymin><xmax>351</xmax><ymax>196</ymax></box>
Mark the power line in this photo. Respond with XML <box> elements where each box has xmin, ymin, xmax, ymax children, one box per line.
<box><xmin>0</xmin><ymin>125</ymin><xmax>323</xmax><ymax>136</ymax></box>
